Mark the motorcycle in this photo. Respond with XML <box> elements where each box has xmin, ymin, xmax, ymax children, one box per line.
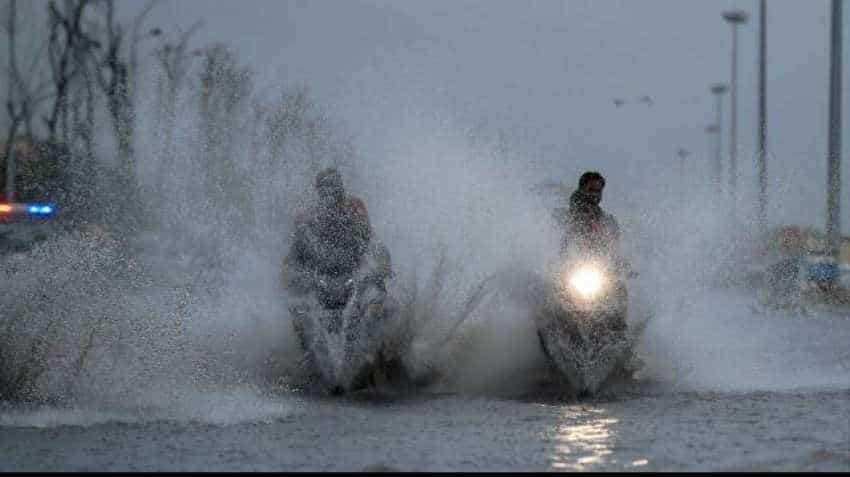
<box><xmin>286</xmin><ymin>238</ymin><xmax>408</xmax><ymax>395</ymax></box>
<box><xmin>533</xmin><ymin>249</ymin><xmax>637</xmax><ymax>396</ymax></box>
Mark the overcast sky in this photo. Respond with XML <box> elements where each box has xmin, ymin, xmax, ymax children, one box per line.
<box><xmin>118</xmin><ymin>1</ymin><xmax>846</xmax><ymax>233</ymax></box>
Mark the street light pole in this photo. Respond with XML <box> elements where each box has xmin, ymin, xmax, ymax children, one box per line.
<box><xmin>711</xmin><ymin>83</ymin><xmax>728</xmax><ymax>194</ymax></box>
<box><xmin>677</xmin><ymin>148</ymin><xmax>690</xmax><ymax>180</ymax></box>
<box><xmin>706</xmin><ymin>125</ymin><xmax>718</xmax><ymax>190</ymax></box>
<box><xmin>5</xmin><ymin>0</ymin><xmax>16</xmax><ymax>204</ymax></box>
<box><xmin>757</xmin><ymin>0</ymin><xmax>768</xmax><ymax>234</ymax></box>
<box><xmin>826</xmin><ymin>0</ymin><xmax>843</xmax><ymax>264</ymax></box>
<box><xmin>723</xmin><ymin>9</ymin><xmax>749</xmax><ymax>213</ymax></box>
<box><xmin>5</xmin><ymin>145</ymin><xmax>14</xmax><ymax>204</ymax></box>
<box><xmin>706</xmin><ymin>124</ymin><xmax>719</xmax><ymax>162</ymax></box>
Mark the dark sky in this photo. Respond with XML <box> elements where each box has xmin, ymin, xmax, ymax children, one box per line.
<box><xmin>121</xmin><ymin>1</ymin><xmax>848</xmax><ymax>232</ymax></box>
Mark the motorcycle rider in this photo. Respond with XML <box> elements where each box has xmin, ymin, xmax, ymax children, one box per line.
<box><xmin>284</xmin><ymin>167</ymin><xmax>392</xmax><ymax>293</ymax></box>
<box><xmin>559</xmin><ymin>171</ymin><xmax>630</xmax><ymax>331</ymax></box>
<box><xmin>283</xmin><ymin>168</ymin><xmax>402</xmax><ymax>392</ymax></box>
<box><xmin>562</xmin><ymin>171</ymin><xmax>621</xmax><ymax>257</ymax></box>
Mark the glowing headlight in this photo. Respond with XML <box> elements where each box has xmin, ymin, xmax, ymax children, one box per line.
<box><xmin>568</xmin><ymin>265</ymin><xmax>606</xmax><ymax>298</ymax></box>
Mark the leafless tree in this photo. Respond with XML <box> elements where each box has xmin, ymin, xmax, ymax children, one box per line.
<box><xmin>264</xmin><ymin>87</ymin><xmax>310</xmax><ymax>168</ymax></box>
<box><xmin>196</xmin><ymin>43</ymin><xmax>253</xmax><ymax>206</ymax></box>
<box><xmin>154</xmin><ymin>20</ymin><xmax>202</xmax><ymax>108</ymax></box>
<box><xmin>89</xmin><ymin>0</ymin><xmax>132</xmax><ymax>171</ymax></box>
<box><xmin>2</xmin><ymin>0</ymin><xmax>58</xmax><ymax>202</ymax></box>
<box><xmin>82</xmin><ymin>0</ymin><xmax>160</xmax><ymax>229</ymax></box>
<box><xmin>2</xmin><ymin>1</ymin><xmax>53</xmax><ymax>137</ymax></box>
<box><xmin>44</xmin><ymin>0</ymin><xmax>92</xmax><ymax>144</ymax></box>
<box><xmin>152</xmin><ymin>19</ymin><xmax>202</xmax><ymax>186</ymax></box>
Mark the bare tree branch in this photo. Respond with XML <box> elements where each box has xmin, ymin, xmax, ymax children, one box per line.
<box><xmin>23</xmin><ymin>29</ymin><xmax>49</xmax><ymax>80</ymax></box>
<box><xmin>178</xmin><ymin>18</ymin><xmax>204</xmax><ymax>48</ymax></box>
<box><xmin>45</xmin><ymin>0</ymin><xmax>91</xmax><ymax>141</ymax></box>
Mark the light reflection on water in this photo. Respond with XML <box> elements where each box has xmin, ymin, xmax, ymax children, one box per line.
<box><xmin>548</xmin><ymin>407</ymin><xmax>626</xmax><ymax>471</ymax></box>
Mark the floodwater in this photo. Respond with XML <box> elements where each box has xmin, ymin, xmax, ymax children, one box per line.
<box><xmin>1</xmin><ymin>388</ymin><xmax>847</xmax><ymax>471</ymax></box>
<box><xmin>1</xmin><ymin>288</ymin><xmax>848</xmax><ymax>472</ymax></box>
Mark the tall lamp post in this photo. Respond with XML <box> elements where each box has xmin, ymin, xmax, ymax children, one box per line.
<box><xmin>722</xmin><ymin>9</ymin><xmax>749</xmax><ymax>212</ymax></box>
<box><xmin>826</xmin><ymin>0</ymin><xmax>843</xmax><ymax>268</ymax></box>
<box><xmin>757</xmin><ymin>0</ymin><xmax>768</xmax><ymax>234</ymax></box>
<box><xmin>710</xmin><ymin>83</ymin><xmax>728</xmax><ymax>193</ymax></box>
<box><xmin>706</xmin><ymin>124</ymin><xmax>719</xmax><ymax>190</ymax></box>
<box><xmin>677</xmin><ymin>148</ymin><xmax>690</xmax><ymax>184</ymax></box>
<box><xmin>5</xmin><ymin>0</ymin><xmax>16</xmax><ymax>204</ymax></box>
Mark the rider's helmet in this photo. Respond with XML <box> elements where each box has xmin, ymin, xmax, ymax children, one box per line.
<box><xmin>315</xmin><ymin>167</ymin><xmax>345</xmax><ymax>206</ymax></box>
<box><xmin>577</xmin><ymin>171</ymin><xmax>605</xmax><ymax>206</ymax></box>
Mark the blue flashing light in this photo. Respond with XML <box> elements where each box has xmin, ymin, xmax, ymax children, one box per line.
<box><xmin>25</xmin><ymin>203</ymin><xmax>56</xmax><ymax>216</ymax></box>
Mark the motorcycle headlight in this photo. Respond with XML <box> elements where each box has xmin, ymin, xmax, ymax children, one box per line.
<box><xmin>567</xmin><ymin>265</ymin><xmax>606</xmax><ymax>299</ymax></box>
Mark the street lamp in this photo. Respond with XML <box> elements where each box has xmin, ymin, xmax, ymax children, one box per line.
<box><xmin>826</xmin><ymin>0</ymin><xmax>843</xmax><ymax>269</ymax></box>
<box><xmin>677</xmin><ymin>148</ymin><xmax>690</xmax><ymax>182</ymax></box>
<box><xmin>706</xmin><ymin>124</ymin><xmax>719</xmax><ymax>191</ymax></box>
<box><xmin>4</xmin><ymin>142</ymin><xmax>14</xmax><ymax>203</ymax></box>
<box><xmin>710</xmin><ymin>83</ymin><xmax>728</xmax><ymax>193</ymax></box>
<box><xmin>722</xmin><ymin>9</ymin><xmax>749</xmax><ymax>211</ymax></box>
<box><xmin>5</xmin><ymin>0</ymin><xmax>16</xmax><ymax>204</ymax></box>
<box><xmin>757</xmin><ymin>0</ymin><xmax>768</xmax><ymax>233</ymax></box>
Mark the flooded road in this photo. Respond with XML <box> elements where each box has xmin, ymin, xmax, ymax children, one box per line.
<box><xmin>1</xmin><ymin>272</ymin><xmax>848</xmax><ymax>472</ymax></box>
<box><xmin>1</xmin><ymin>387</ymin><xmax>848</xmax><ymax>472</ymax></box>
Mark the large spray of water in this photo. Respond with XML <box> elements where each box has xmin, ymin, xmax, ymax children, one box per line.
<box><xmin>2</xmin><ymin>38</ymin><xmax>846</xmax><ymax>429</ymax></box>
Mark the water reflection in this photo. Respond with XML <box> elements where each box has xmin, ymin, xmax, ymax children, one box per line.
<box><xmin>548</xmin><ymin>407</ymin><xmax>618</xmax><ymax>471</ymax></box>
